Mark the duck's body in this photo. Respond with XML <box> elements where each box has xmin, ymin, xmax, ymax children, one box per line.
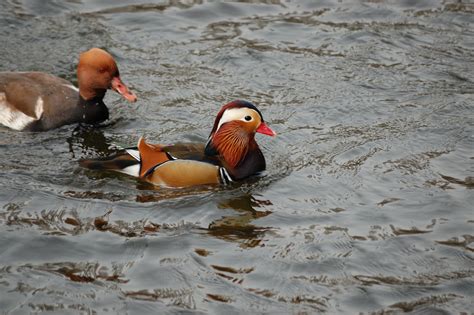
<box><xmin>0</xmin><ymin>72</ymin><xmax>108</xmax><ymax>131</ymax></box>
<box><xmin>80</xmin><ymin>100</ymin><xmax>276</xmax><ymax>188</ymax></box>
<box><xmin>82</xmin><ymin>141</ymin><xmax>231</xmax><ymax>186</ymax></box>
<box><xmin>0</xmin><ymin>48</ymin><xmax>137</xmax><ymax>131</ymax></box>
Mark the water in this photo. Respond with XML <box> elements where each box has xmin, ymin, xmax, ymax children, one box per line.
<box><xmin>1</xmin><ymin>0</ymin><xmax>473</xmax><ymax>313</ymax></box>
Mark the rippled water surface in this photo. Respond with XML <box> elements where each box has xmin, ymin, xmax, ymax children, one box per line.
<box><xmin>1</xmin><ymin>0</ymin><xmax>473</xmax><ymax>313</ymax></box>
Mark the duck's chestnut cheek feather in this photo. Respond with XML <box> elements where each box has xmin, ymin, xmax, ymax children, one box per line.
<box><xmin>111</xmin><ymin>76</ymin><xmax>137</xmax><ymax>102</ymax></box>
<box><xmin>256</xmin><ymin>121</ymin><xmax>276</xmax><ymax>136</ymax></box>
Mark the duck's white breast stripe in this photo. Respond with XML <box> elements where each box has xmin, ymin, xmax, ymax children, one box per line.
<box><xmin>219</xmin><ymin>167</ymin><xmax>233</xmax><ymax>185</ymax></box>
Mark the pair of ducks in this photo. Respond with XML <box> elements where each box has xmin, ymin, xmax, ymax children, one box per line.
<box><xmin>0</xmin><ymin>48</ymin><xmax>276</xmax><ymax>188</ymax></box>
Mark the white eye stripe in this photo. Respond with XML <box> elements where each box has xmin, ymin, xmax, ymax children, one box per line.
<box><xmin>216</xmin><ymin>108</ymin><xmax>258</xmax><ymax>132</ymax></box>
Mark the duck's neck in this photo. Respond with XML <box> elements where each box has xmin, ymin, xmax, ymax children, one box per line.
<box><xmin>79</xmin><ymin>87</ymin><xmax>106</xmax><ymax>102</ymax></box>
<box><xmin>76</xmin><ymin>94</ymin><xmax>109</xmax><ymax>124</ymax></box>
<box><xmin>230</xmin><ymin>139</ymin><xmax>266</xmax><ymax>180</ymax></box>
<box><xmin>209</xmin><ymin>123</ymin><xmax>249</xmax><ymax>167</ymax></box>
<box><xmin>207</xmin><ymin>124</ymin><xmax>266</xmax><ymax>180</ymax></box>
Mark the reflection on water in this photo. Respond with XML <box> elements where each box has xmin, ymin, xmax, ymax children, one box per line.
<box><xmin>67</xmin><ymin>125</ymin><xmax>115</xmax><ymax>158</ymax></box>
<box><xmin>209</xmin><ymin>194</ymin><xmax>272</xmax><ymax>248</ymax></box>
<box><xmin>1</xmin><ymin>0</ymin><xmax>473</xmax><ymax>314</ymax></box>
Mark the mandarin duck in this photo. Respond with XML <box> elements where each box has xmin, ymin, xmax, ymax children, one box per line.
<box><xmin>80</xmin><ymin>100</ymin><xmax>276</xmax><ymax>188</ymax></box>
<box><xmin>0</xmin><ymin>48</ymin><xmax>137</xmax><ymax>131</ymax></box>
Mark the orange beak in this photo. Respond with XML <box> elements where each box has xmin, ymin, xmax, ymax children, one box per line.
<box><xmin>111</xmin><ymin>76</ymin><xmax>137</xmax><ymax>102</ymax></box>
<box><xmin>256</xmin><ymin>122</ymin><xmax>276</xmax><ymax>136</ymax></box>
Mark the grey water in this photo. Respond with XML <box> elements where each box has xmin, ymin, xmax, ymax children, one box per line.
<box><xmin>0</xmin><ymin>0</ymin><xmax>473</xmax><ymax>314</ymax></box>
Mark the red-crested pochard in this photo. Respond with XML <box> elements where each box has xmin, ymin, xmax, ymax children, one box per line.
<box><xmin>0</xmin><ymin>48</ymin><xmax>137</xmax><ymax>131</ymax></box>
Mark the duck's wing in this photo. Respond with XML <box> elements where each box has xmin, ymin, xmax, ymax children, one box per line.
<box><xmin>162</xmin><ymin>143</ymin><xmax>222</xmax><ymax>166</ymax></box>
<box><xmin>138</xmin><ymin>139</ymin><xmax>223</xmax><ymax>172</ymax></box>
<box><xmin>136</xmin><ymin>137</ymin><xmax>171</xmax><ymax>177</ymax></box>
<box><xmin>138</xmin><ymin>138</ymin><xmax>229</xmax><ymax>187</ymax></box>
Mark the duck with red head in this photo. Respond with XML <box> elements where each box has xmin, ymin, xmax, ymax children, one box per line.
<box><xmin>0</xmin><ymin>48</ymin><xmax>137</xmax><ymax>131</ymax></box>
<box><xmin>80</xmin><ymin>100</ymin><xmax>276</xmax><ymax>188</ymax></box>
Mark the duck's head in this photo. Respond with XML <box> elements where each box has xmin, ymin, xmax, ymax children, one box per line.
<box><xmin>205</xmin><ymin>100</ymin><xmax>276</xmax><ymax>167</ymax></box>
<box><xmin>77</xmin><ymin>48</ymin><xmax>137</xmax><ymax>102</ymax></box>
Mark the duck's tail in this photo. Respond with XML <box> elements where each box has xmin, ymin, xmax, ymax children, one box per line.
<box><xmin>79</xmin><ymin>148</ymin><xmax>141</xmax><ymax>177</ymax></box>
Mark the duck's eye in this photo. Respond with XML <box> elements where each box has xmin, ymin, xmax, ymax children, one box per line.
<box><xmin>244</xmin><ymin>115</ymin><xmax>252</xmax><ymax>121</ymax></box>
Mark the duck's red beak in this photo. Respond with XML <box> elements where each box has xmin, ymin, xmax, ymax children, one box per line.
<box><xmin>256</xmin><ymin>122</ymin><xmax>276</xmax><ymax>136</ymax></box>
<box><xmin>111</xmin><ymin>76</ymin><xmax>137</xmax><ymax>102</ymax></box>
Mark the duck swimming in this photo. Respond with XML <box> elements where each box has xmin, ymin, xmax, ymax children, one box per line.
<box><xmin>80</xmin><ymin>100</ymin><xmax>276</xmax><ymax>188</ymax></box>
<box><xmin>0</xmin><ymin>48</ymin><xmax>137</xmax><ymax>131</ymax></box>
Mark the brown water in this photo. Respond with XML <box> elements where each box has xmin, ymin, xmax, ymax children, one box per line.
<box><xmin>0</xmin><ymin>0</ymin><xmax>473</xmax><ymax>314</ymax></box>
